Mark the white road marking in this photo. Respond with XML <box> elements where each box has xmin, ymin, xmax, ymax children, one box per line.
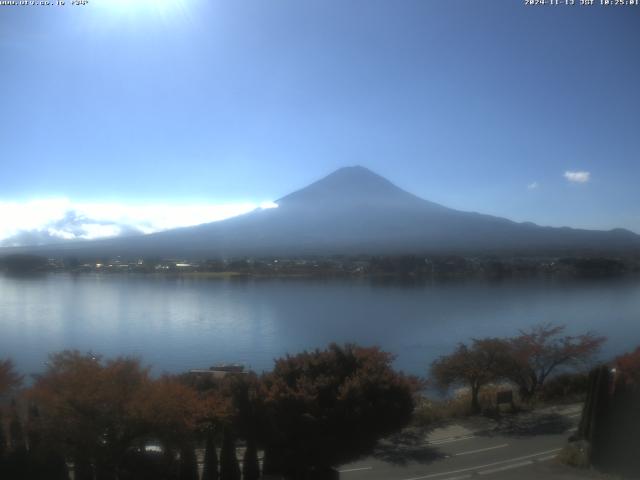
<box><xmin>339</xmin><ymin>466</ymin><xmax>373</xmax><ymax>473</ymax></box>
<box><xmin>427</xmin><ymin>435</ymin><xmax>476</xmax><ymax>445</ymax></box>
<box><xmin>568</xmin><ymin>413</ymin><xmax>582</xmax><ymax>418</ymax></box>
<box><xmin>439</xmin><ymin>475</ymin><xmax>471</xmax><ymax>480</ymax></box>
<box><xmin>479</xmin><ymin>459</ymin><xmax>533</xmax><ymax>475</ymax></box>
<box><xmin>535</xmin><ymin>454</ymin><xmax>558</xmax><ymax>462</ymax></box>
<box><xmin>400</xmin><ymin>448</ymin><xmax>563</xmax><ymax>480</ymax></box>
<box><xmin>454</xmin><ymin>443</ymin><xmax>508</xmax><ymax>456</ymax></box>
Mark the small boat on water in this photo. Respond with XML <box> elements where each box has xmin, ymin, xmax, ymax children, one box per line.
<box><xmin>188</xmin><ymin>363</ymin><xmax>246</xmax><ymax>377</ymax></box>
<box><xmin>210</xmin><ymin>363</ymin><xmax>245</xmax><ymax>373</ymax></box>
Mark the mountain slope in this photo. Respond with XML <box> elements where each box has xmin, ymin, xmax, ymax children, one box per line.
<box><xmin>4</xmin><ymin>166</ymin><xmax>640</xmax><ymax>258</ymax></box>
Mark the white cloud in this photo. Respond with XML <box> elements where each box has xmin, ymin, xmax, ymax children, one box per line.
<box><xmin>527</xmin><ymin>182</ymin><xmax>539</xmax><ymax>190</ymax></box>
<box><xmin>0</xmin><ymin>199</ymin><xmax>278</xmax><ymax>247</ymax></box>
<box><xmin>564</xmin><ymin>171</ymin><xmax>591</xmax><ymax>183</ymax></box>
<box><xmin>259</xmin><ymin>201</ymin><xmax>279</xmax><ymax>210</ymax></box>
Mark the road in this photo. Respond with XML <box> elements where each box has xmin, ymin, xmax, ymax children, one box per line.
<box><xmin>337</xmin><ymin>404</ymin><xmax>599</xmax><ymax>480</ymax></box>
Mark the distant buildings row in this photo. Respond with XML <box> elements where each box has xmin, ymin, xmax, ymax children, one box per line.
<box><xmin>27</xmin><ymin>254</ymin><xmax>640</xmax><ymax>279</ymax></box>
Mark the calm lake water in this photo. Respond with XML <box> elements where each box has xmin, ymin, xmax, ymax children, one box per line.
<box><xmin>1</xmin><ymin>273</ymin><xmax>639</xmax><ymax>378</ymax></box>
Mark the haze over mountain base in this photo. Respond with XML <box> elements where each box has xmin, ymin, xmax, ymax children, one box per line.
<box><xmin>2</xmin><ymin>167</ymin><xmax>639</xmax><ymax>260</ymax></box>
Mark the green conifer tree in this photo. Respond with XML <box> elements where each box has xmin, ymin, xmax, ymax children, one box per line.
<box><xmin>219</xmin><ymin>428</ymin><xmax>240</xmax><ymax>480</ymax></box>
<box><xmin>178</xmin><ymin>444</ymin><xmax>198</xmax><ymax>480</ymax></box>
<box><xmin>242</xmin><ymin>439</ymin><xmax>260</xmax><ymax>480</ymax></box>
<box><xmin>201</xmin><ymin>431</ymin><xmax>219</xmax><ymax>480</ymax></box>
<box><xmin>0</xmin><ymin>412</ymin><xmax>7</xmax><ymax>477</ymax></box>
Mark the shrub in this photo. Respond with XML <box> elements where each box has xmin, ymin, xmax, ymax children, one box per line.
<box><xmin>539</xmin><ymin>372</ymin><xmax>589</xmax><ymax>403</ymax></box>
<box><xmin>558</xmin><ymin>440</ymin><xmax>590</xmax><ymax>468</ymax></box>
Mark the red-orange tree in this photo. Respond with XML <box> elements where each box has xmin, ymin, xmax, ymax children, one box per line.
<box><xmin>431</xmin><ymin>338</ymin><xmax>511</xmax><ymax>413</ymax></box>
<box><xmin>0</xmin><ymin>359</ymin><xmax>22</xmax><ymax>397</ymax></box>
<box><xmin>261</xmin><ymin>343</ymin><xmax>417</xmax><ymax>479</ymax></box>
<box><xmin>615</xmin><ymin>346</ymin><xmax>640</xmax><ymax>387</ymax></box>
<box><xmin>505</xmin><ymin>324</ymin><xmax>605</xmax><ymax>400</ymax></box>
<box><xmin>0</xmin><ymin>358</ymin><xmax>24</xmax><ymax>477</ymax></box>
<box><xmin>28</xmin><ymin>351</ymin><xmax>202</xmax><ymax>479</ymax></box>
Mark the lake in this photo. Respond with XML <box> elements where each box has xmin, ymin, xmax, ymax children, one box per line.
<box><xmin>1</xmin><ymin>273</ymin><xmax>639</xmax><ymax>378</ymax></box>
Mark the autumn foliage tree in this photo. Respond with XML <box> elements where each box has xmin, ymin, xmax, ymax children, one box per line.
<box><xmin>431</xmin><ymin>325</ymin><xmax>605</xmax><ymax>410</ymax></box>
<box><xmin>261</xmin><ymin>343</ymin><xmax>417</xmax><ymax>479</ymax></box>
<box><xmin>504</xmin><ymin>324</ymin><xmax>605</xmax><ymax>400</ymax></box>
<box><xmin>0</xmin><ymin>359</ymin><xmax>22</xmax><ymax>397</ymax></box>
<box><xmin>0</xmin><ymin>360</ymin><xmax>24</xmax><ymax>478</ymax></box>
<box><xmin>431</xmin><ymin>338</ymin><xmax>511</xmax><ymax>413</ymax></box>
<box><xmin>129</xmin><ymin>375</ymin><xmax>203</xmax><ymax>450</ymax></box>
<box><xmin>27</xmin><ymin>351</ymin><xmax>202</xmax><ymax>479</ymax></box>
<box><xmin>28</xmin><ymin>352</ymin><xmax>149</xmax><ymax>478</ymax></box>
<box><xmin>615</xmin><ymin>346</ymin><xmax>640</xmax><ymax>387</ymax></box>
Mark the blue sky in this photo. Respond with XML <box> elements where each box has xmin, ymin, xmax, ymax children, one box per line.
<box><xmin>1</xmin><ymin>0</ymin><xmax>639</xmax><ymax>243</ymax></box>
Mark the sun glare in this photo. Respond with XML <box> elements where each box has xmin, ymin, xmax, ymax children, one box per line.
<box><xmin>91</xmin><ymin>0</ymin><xmax>193</xmax><ymax>23</ymax></box>
<box><xmin>96</xmin><ymin>0</ymin><xmax>180</xmax><ymax>11</ymax></box>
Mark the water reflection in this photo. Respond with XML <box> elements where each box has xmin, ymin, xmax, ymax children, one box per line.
<box><xmin>0</xmin><ymin>273</ymin><xmax>638</xmax><ymax>378</ymax></box>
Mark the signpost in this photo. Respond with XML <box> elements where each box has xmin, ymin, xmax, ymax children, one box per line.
<box><xmin>496</xmin><ymin>390</ymin><xmax>513</xmax><ymax>405</ymax></box>
<box><xmin>496</xmin><ymin>389</ymin><xmax>514</xmax><ymax>413</ymax></box>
